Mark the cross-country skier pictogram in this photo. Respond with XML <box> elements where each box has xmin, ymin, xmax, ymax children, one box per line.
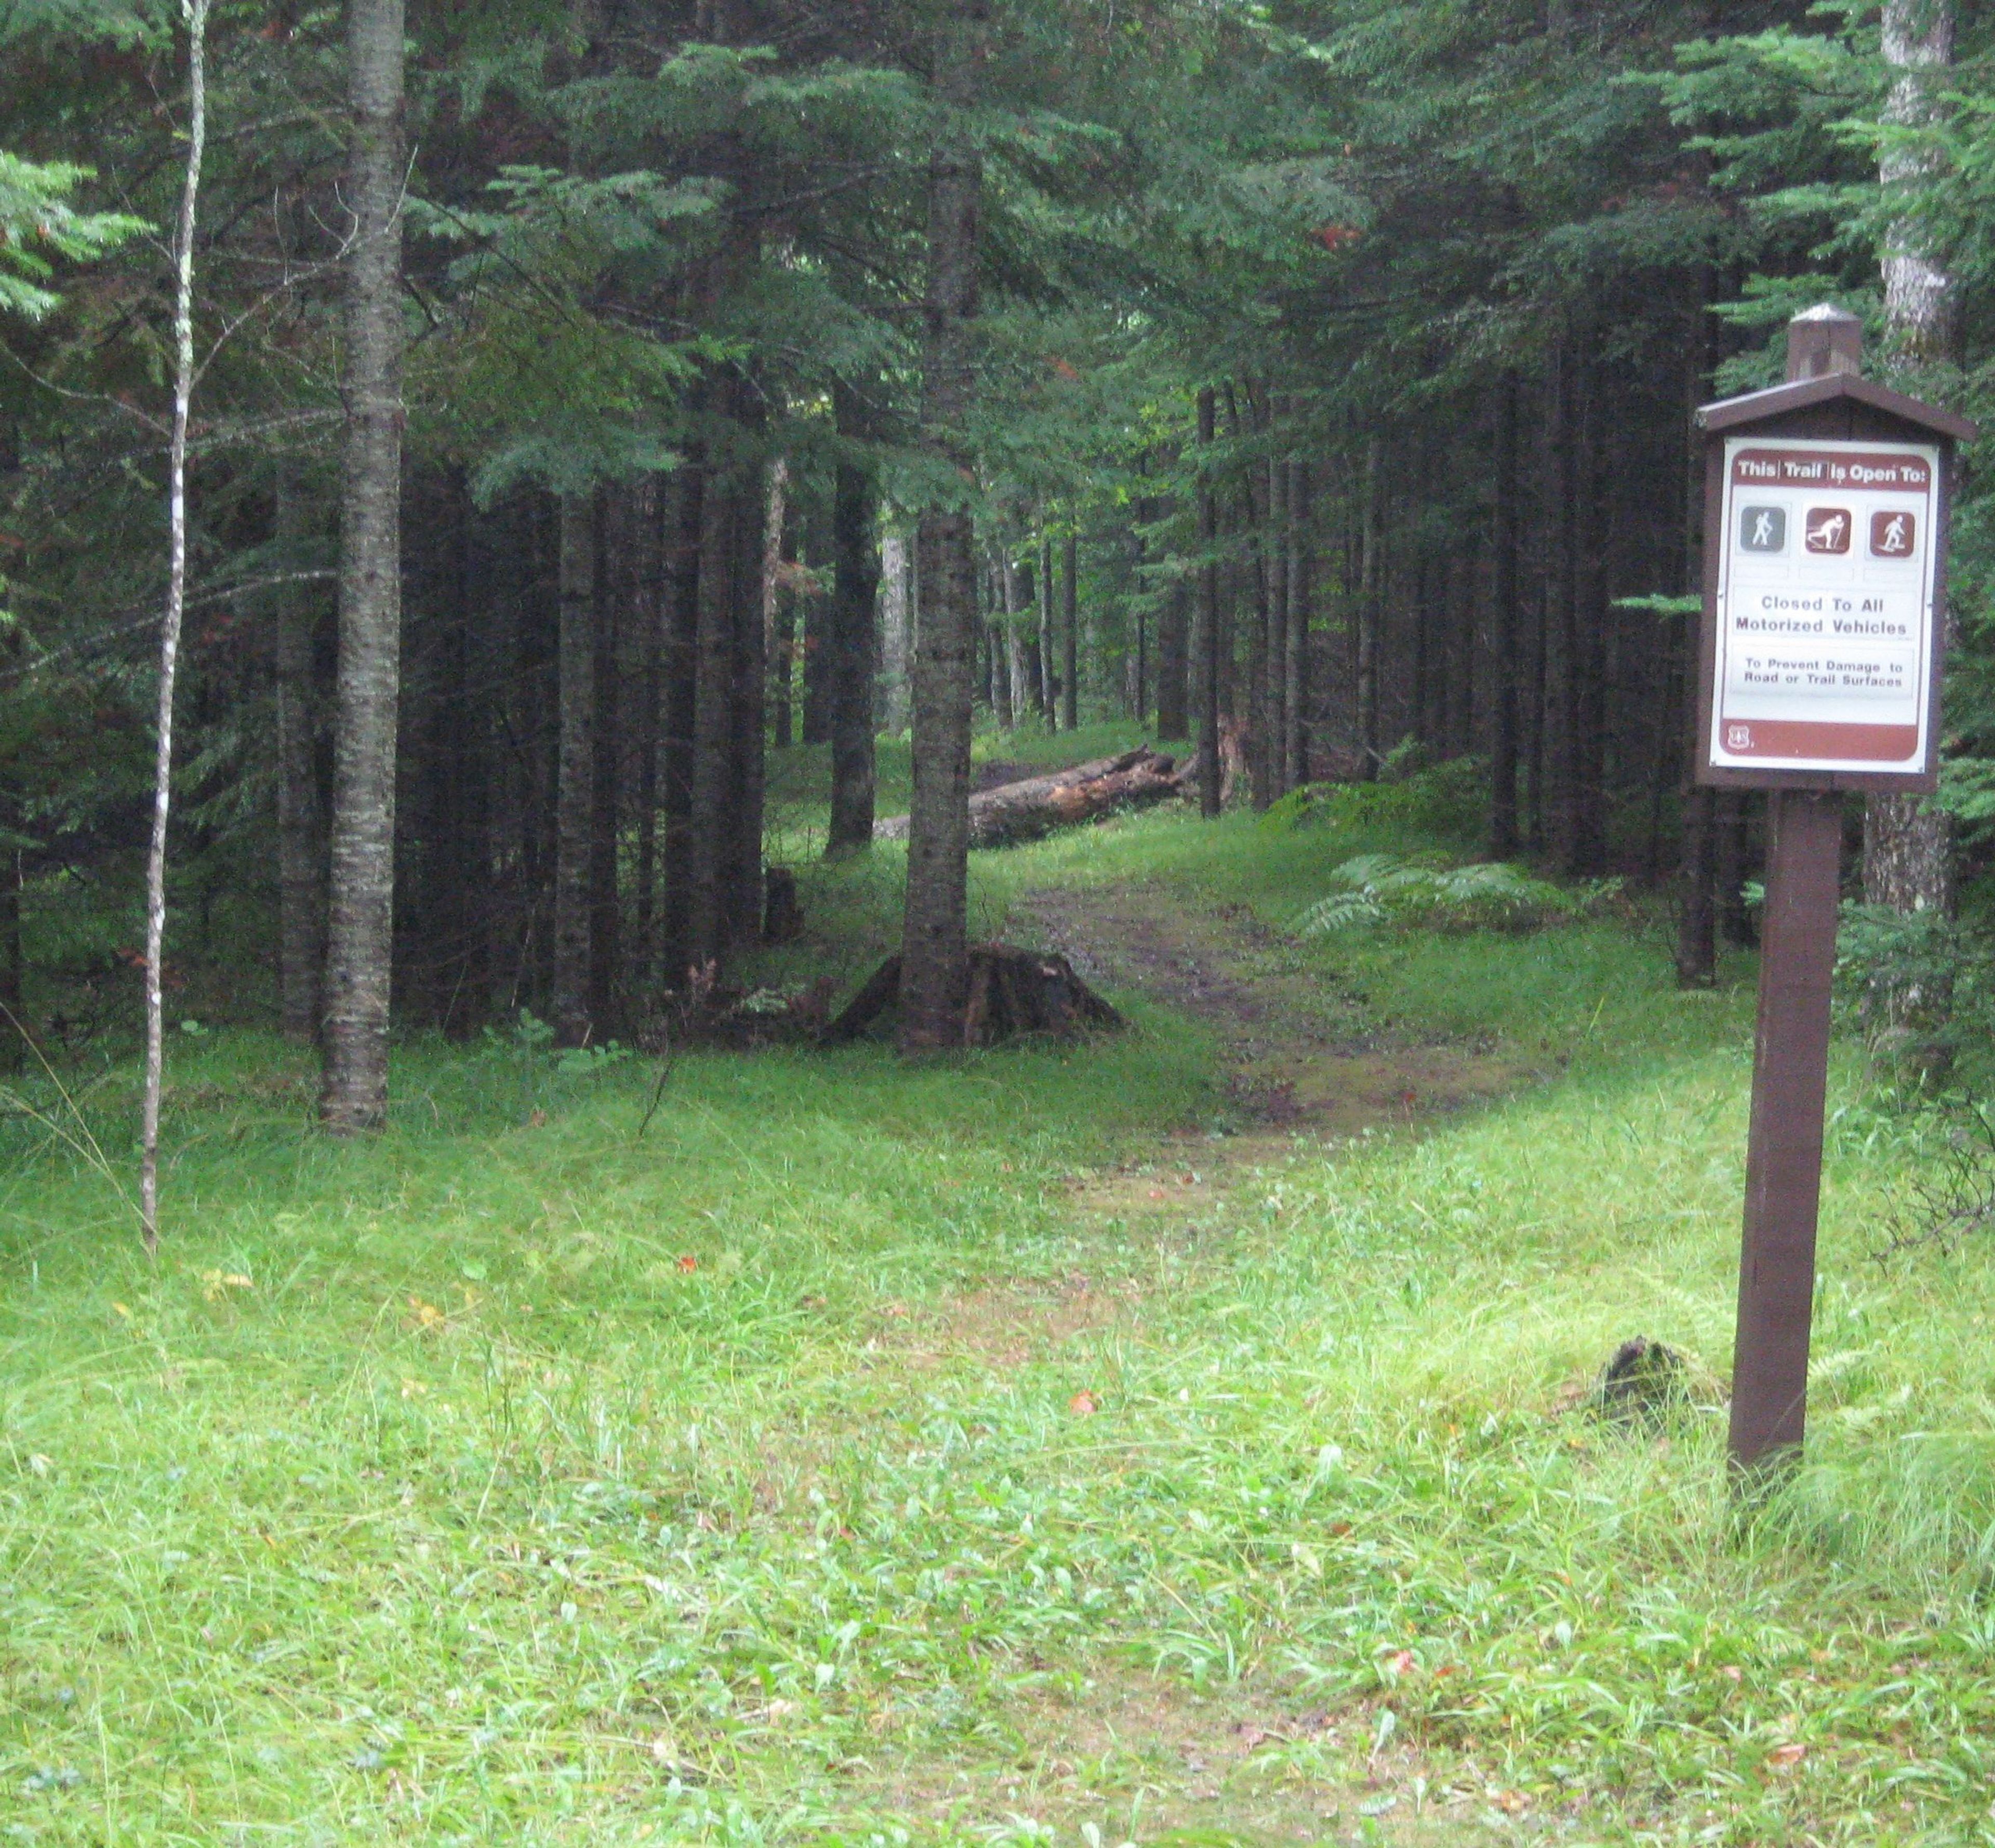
<box><xmin>1804</xmin><ymin>507</ymin><xmax>1851</xmax><ymax>554</ymax></box>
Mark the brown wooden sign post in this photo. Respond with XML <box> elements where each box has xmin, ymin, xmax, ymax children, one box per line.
<box><xmin>1695</xmin><ymin>305</ymin><xmax>1974</xmax><ymax>1475</ymax></box>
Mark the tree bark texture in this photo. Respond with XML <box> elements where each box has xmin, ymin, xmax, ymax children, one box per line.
<box><xmin>660</xmin><ymin>458</ymin><xmax>703</xmax><ymax>987</ymax></box>
<box><xmin>551</xmin><ymin>490</ymin><xmax>596</xmax><ymax>1045</ymax></box>
<box><xmin>828</xmin><ymin>407</ymin><xmax>880</xmax><ymax>855</ymax></box>
<box><xmin>320</xmin><ymin>0</ymin><xmax>406</xmax><ymax>1132</ymax></box>
<box><xmin>632</xmin><ymin>478</ymin><xmax>664</xmax><ymax>992</ymax></box>
<box><xmin>688</xmin><ymin>453</ymin><xmax>737</xmax><ymax>971</ymax></box>
<box><xmin>1156</xmin><ymin>578</ymin><xmax>1189</xmax><ymax>742</ymax></box>
<box><xmin>726</xmin><ymin>458</ymin><xmax>768</xmax><ymax>950</ymax></box>
<box><xmin>1196</xmin><ymin>387</ymin><xmax>1221</xmax><ymax>818</ymax></box>
<box><xmin>1569</xmin><ymin>364</ymin><xmax>1610</xmax><ymax>875</ymax></box>
<box><xmin>1285</xmin><ymin>459</ymin><xmax>1311</xmax><ymax>789</ymax></box>
<box><xmin>1357</xmin><ymin>435</ymin><xmax>1384</xmax><ymax>782</ymax></box>
<box><xmin>1867</xmin><ymin>0</ymin><xmax>1958</xmax><ymax>919</ymax></box>
<box><xmin>1488</xmin><ymin>378</ymin><xmax>1521</xmax><ymax>856</ymax></box>
<box><xmin>274</xmin><ymin>460</ymin><xmax>326</xmax><ymax>1042</ymax></box>
<box><xmin>880</xmin><ymin>532</ymin><xmax>911</xmax><ymax>733</ymax></box>
<box><xmin>1675</xmin><ymin>280</ymin><xmax>1718</xmax><ymax>987</ymax></box>
<box><xmin>1266</xmin><ymin>451</ymin><xmax>1289</xmax><ymax>802</ymax></box>
<box><xmin>1001</xmin><ymin>550</ymin><xmax>1030</xmax><ymax>730</ymax></box>
<box><xmin>587</xmin><ymin>491</ymin><xmax>621</xmax><ymax>1033</ymax></box>
<box><xmin>1062</xmin><ymin>528</ymin><xmax>1079</xmax><ymax>732</ymax></box>
<box><xmin>899</xmin><ymin>20</ymin><xmax>983</xmax><ymax>1052</ymax></box>
<box><xmin>1038</xmin><ymin>531</ymin><xmax>1056</xmax><ymax>725</ymax></box>
<box><xmin>142</xmin><ymin>0</ymin><xmax>209</xmax><ymax>1239</ymax></box>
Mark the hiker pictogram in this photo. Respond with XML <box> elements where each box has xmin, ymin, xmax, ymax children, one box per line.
<box><xmin>1870</xmin><ymin>510</ymin><xmax>1917</xmax><ymax>557</ymax></box>
<box><xmin>1803</xmin><ymin>507</ymin><xmax>1852</xmax><ymax>554</ymax></box>
<box><xmin>1739</xmin><ymin>505</ymin><xmax>1786</xmax><ymax>553</ymax></box>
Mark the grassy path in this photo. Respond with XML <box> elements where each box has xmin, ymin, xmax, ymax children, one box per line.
<box><xmin>5</xmin><ymin>796</ymin><xmax>1995</xmax><ymax>1845</ymax></box>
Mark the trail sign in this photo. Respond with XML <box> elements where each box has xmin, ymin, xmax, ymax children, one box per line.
<box><xmin>1709</xmin><ymin>438</ymin><xmax>1940</xmax><ymax>778</ymax></box>
<box><xmin>1692</xmin><ymin>305</ymin><xmax>1975</xmax><ymax>1478</ymax></box>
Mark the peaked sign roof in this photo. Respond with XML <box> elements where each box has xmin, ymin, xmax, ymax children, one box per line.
<box><xmin>1697</xmin><ymin>372</ymin><xmax>1978</xmax><ymax>443</ymax></box>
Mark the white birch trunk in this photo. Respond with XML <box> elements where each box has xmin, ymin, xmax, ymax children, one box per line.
<box><xmin>140</xmin><ymin>0</ymin><xmax>210</xmax><ymax>1248</ymax></box>
<box><xmin>880</xmin><ymin>532</ymin><xmax>910</xmax><ymax>733</ymax></box>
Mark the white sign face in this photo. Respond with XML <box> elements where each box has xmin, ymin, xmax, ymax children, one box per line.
<box><xmin>1709</xmin><ymin>437</ymin><xmax>1940</xmax><ymax>775</ymax></box>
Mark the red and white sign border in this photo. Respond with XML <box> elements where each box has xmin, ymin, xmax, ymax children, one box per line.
<box><xmin>1707</xmin><ymin>436</ymin><xmax>1941</xmax><ymax>779</ymax></box>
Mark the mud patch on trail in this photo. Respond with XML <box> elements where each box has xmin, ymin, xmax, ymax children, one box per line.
<box><xmin>867</xmin><ymin>1271</ymin><xmax>1140</xmax><ymax>1375</ymax></box>
<box><xmin>1015</xmin><ymin>883</ymin><xmax>1532</xmax><ymax>1155</ymax></box>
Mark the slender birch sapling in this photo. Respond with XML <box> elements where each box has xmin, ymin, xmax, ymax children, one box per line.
<box><xmin>140</xmin><ymin>0</ymin><xmax>211</xmax><ymax>1249</ymax></box>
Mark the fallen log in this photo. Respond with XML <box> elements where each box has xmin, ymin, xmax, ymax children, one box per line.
<box><xmin>873</xmin><ymin>749</ymin><xmax>1190</xmax><ymax>849</ymax></box>
<box><xmin>821</xmin><ymin>943</ymin><xmax>1123</xmax><ymax>1046</ymax></box>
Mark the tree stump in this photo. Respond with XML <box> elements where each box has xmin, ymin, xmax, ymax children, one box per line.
<box><xmin>763</xmin><ymin>865</ymin><xmax>803</xmax><ymax>943</ymax></box>
<box><xmin>821</xmin><ymin>944</ymin><xmax>1123</xmax><ymax>1046</ymax></box>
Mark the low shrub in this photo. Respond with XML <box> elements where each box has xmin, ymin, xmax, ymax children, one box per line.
<box><xmin>1296</xmin><ymin>851</ymin><xmax>1622</xmax><ymax>936</ymax></box>
<box><xmin>1262</xmin><ymin>752</ymin><xmax>1488</xmax><ymax>846</ymax></box>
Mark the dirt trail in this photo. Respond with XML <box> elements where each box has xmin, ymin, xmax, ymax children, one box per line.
<box><xmin>1016</xmin><ymin>881</ymin><xmax>1530</xmax><ymax>1151</ymax></box>
<box><xmin>864</xmin><ymin>883</ymin><xmax>1520</xmax><ymax>1843</ymax></box>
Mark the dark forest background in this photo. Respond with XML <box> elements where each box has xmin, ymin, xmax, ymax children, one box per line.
<box><xmin>3</xmin><ymin>0</ymin><xmax>1992</xmax><ymax>1113</ymax></box>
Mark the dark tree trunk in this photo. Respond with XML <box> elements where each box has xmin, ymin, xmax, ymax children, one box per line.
<box><xmin>899</xmin><ymin>25</ymin><xmax>983</xmax><ymax>1052</ymax></box>
<box><xmin>551</xmin><ymin>491</ymin><xmax>596</xmax><ymax>1045</ymax></box>
<box><xmin>1156</xmin><ymin>577</ymin><xmax>1190</xmax><ymax>742</ymax></box>
<box><xmin>1038</xmin><ymin>530</ymin><xmax>1056</xmax><ymax>726</ymax></box>
<box><xmin>1450</xmin><ymin>533</ymin><xmax>1480</xmax><ymax>758</ymax></box>
<box><xmin>633</xmin><ymin>478</ymin><xmax>664</xmax><ymax>994</ymax></box>
<box><xmin>320</xmin><ymin>0</ymin><xmax>406</xmax><ymax>1132</ymax></box>
<box><xmin>1488</xmin><ymin>378</ymin><xmax>1521</xmax><ymax>856</ymax></box>
<box><xmin>1357</xmin><ymin>435</ymin><xmax>1384</xmax><ymax>781</ymax></box>
<box><xmin>1717</xmin><ymin>793</ymin><xmax>1758</xmax><ymax>947</ymax></box>
<box><xmin>688</xmin><ymin>445</ymin><xmax>738</xmax><ymax>971</ymax></box>
<box><xmin>0</xmin><ymin>850</ymin><xmax>20</xmax><ymax>1047</ymax></box>
<box><xmin>1677</xmin><ymin>791</ymin><xmax>1719</xmax><ymax>987</ymax></box>
<box><xmin>990</xmin><ymin>614</ymin><xmax>1013</xmax><ymax>728</ymax></box>
<box><xmin>430</xmin><ymin>468</ymin><xmax>488</xmax><ymax>1034</ymax></box>
<box><xmin>274</xmin><ymin>460</ymin><xmax>326</xmax><ymax>1041</ymax></box>
<box><xmin>726</xmin><ymin>461</ymin><xmax>768</xmax><ymax>950</ymax></box>
<box><xmin>1414</xmin><ymin>553</ymin><xmax>1433</xmax><ymax>752</ymax></box>
<box><xmin>1131</xmin><ymin>573</ymin><xmax>1147</xmax><ymax>724</ymax></box>
<box><xmin>1062</xmin><ymin>528</ymin><xmax>1079</xmax><ymax>732</ymax></box>
<box><xmin>770</xmin><ymin>494</ymin><xmax>796</xmax><ymax>749</ymax></box>
<box><xmin>1286</xmin><ymin>459</ymin><xmax>1311</xmax><ymax>789</ymax></box>
<box><xmin>587</xmin><ymin>491</ymin><xmax>622</xmax><ymax>1033</ymax></box>
<box><xmin>1569</xmin><ymin>363</ymin><xmax>1610</xmax><ymax>875</ymax></box>
<box><xmin>1226</xmin><ymin>384</ymin><xmax>1273</xmax><ymax>805</ymax></box>
<box><xmin>659</xmin><ymin>460</ymin><xmax>702</xmax><ymax>989</ymax></box>
<box><xmin>1675</xmin><ymin>282</ymin><xmax>1719</xmax><ymax>987</ymax></box>
<box><xmin>508</xmin><ymin>498</ymin><xmax>559</xmax><ymax>1015</ymax></box>
<box><xmin>1196</xmin><ymin>387</ymin><xmax>1221</xmax><ymax>818</ymax></box>
<box><xmin>828</xmin><ymin>388</ymin><xmax>880</xmax><ymax>854</ymax></box>
<box><xmin>1266</xmin><ymin>448</ymin><xmax>1289</xmax><ymax>801</ymax></box>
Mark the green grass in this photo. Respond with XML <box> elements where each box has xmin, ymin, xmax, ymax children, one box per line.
<box><xmin>6</xmin><ymin>797</ymin><xmax>1995</xmax><ymax>1845</ymax></box>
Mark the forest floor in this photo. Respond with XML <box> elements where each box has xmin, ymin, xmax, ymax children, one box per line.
<box><xmin>6</xmin><ymin>747</ymin><xmax>1995</xmax><ymax>1847</ymax></box>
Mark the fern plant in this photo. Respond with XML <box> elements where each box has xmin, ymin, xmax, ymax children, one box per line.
<box><xmin>1296</xmin><ymin>854</ymin><xmax>1620</xmax><ymax>936</ymax></box>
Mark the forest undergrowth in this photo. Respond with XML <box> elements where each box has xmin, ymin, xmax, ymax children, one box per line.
<box><xmin>5</xmin><ymin>781</ymin><xmax>1995</xmax><ymax>1846</ymax></box>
